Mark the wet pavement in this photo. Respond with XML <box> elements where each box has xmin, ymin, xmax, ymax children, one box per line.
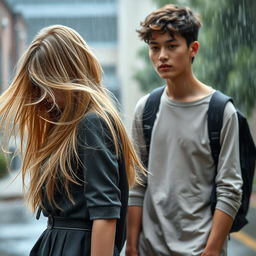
<box><xmin>228</xmin><ymin>207</ymin><xmax>256</xmax><ymax>256</ymax></box>
<box><xmin>0</xmin><ymin>199</ymin><xmax>255</xmax><ymax>256</ymax></box>
<box><xmin>229</xmin><ymin>238</ymin><xmax>256</xmax><ymax>256</ymax></box>
<box><xmin>0</xmin><ymin>199</ymin><xmax>46</xmax><ymax>256</ymax></box>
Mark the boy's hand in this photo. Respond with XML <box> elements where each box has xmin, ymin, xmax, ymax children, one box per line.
<box><xmin>201</xmin><ymin>249</ymin><xmax>220</xmax><ymax>256</ymax></box>
<box><xmin>126</xmin><ymin>206</ymin><xmax>142</xmax><ymax>256</ymax></box>
<box><xmin>125</xmin><ymin>246</ymin><xmax>139</xmax><ymax>256</ymax></box>
<box><xmin>202</xmin><ymin>209</ymin><xmax>232</xmax><ymax>256</ymax></box>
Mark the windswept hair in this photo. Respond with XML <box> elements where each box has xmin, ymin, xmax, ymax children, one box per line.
<box><xmin>137</xmin><ymin>4</ymin><xmax>202</xmax><ymax>46</ymax></box>
<box><xmin>0</xmin><ymin>25</ymin><xmax>145</xmax><ymax>211</ymax></box>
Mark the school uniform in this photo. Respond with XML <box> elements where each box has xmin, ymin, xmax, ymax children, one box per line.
<box><xmin>30</xmin><ymin>113</ymin><xmax>128</xmax><ymax>256</ymax></box>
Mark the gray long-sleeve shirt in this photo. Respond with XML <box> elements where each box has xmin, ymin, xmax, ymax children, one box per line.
<box><xmin>129</xmin><ymin>89</ymin><xmax>242</xmax><ymax>256</ymax></box>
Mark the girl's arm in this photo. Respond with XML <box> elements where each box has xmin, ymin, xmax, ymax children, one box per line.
<box><xmin>91</xmin><ymin>219</ymin><xmax>117</xmax><ymax>256</ymax></box>
<box><xmin>80</xmin><ymin>114</ymin><xmax>122</xmax><ymax>254</ymax></box>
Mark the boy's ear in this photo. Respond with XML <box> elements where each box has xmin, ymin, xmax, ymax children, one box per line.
<box><xmin>190</xmin><ymin>41</ymin><xmax>200</xmax><ymax>57</ymax></box>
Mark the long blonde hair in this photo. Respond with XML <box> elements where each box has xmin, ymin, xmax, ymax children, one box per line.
<box><xmin>0</xmin><ymin>25</ymin><xmax>145</xmax><ymax>211</ymax></box>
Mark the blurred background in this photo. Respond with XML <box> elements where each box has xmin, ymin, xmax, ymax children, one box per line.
<box><xmin>0</xmin><ymin>0</ymin><xmax>255</xmax><ymax>255</ymax></box>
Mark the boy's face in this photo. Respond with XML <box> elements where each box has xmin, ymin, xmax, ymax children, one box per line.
<box><xmin>148</xmin><ymin>31</ymin><xmax>198</xmax><ymax>81</ymax></box>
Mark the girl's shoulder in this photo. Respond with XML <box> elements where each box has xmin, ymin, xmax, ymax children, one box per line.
<box><xmin>79</xmin><ymin>112</ymin><xmax>106</xmax><ymax>130</ymax></box>
<box><xmin>78</xmin><ymin>112</ymin><xmax>113</xmax><ymax>140</ymax></box>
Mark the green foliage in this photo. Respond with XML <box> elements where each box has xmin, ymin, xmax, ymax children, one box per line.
<box><xmin>134</xmin><ymin>0</ymin><xmax>256</xmax><ymax>115</ymax></box>
<box><xmin>226</xmin><ymin>46</ymin><xmax>256</xmax><ymax>114</ymax></box>
<box><xmin>134</xmin><ymin>47</ymin><xmax>164</xmax><ymax>93</ymax></box>
<box><xmin>194</xmin><ymin>0</ymin><xmax>256</xmax><ymax>115</ymax></box>
<box><xmin>155</xmin><ymin>0</ymin><xmax>179</xmax><ymax>6</ymax></box>
<box><xmin>0</xmin><ymin>153</ymin><xmax>9</xmax><ymax>179</ymax></box>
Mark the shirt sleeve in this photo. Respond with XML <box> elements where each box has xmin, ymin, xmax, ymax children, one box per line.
<box><xmin>128</xmin><ymin>95</ymin><xmax>149</xmax><ymax>207</ymax></box>
<box><xmin>215</xmin><ymin>102</ymin><xmax>243</xmax><ymax>219</ymax></box>
<box><xmin>79</xmin><ymin>113</ymin><xmax>121</xmax><ymax>220</ymax></box>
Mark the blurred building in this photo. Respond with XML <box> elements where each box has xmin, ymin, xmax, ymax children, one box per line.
<box><xmin>0</xmin><ymin>0</ymin><xmax>27</xmax><ymax>91</ymax></box>
<box><xmin>4</xmin><ymin>0</ymin><xmax>156</xmax><ymax>129</ymax></box>
<box><xmin>118</xmin><ymin>0</ymin><xmax>156</xmax><ymax>129</ymax></box>
<box><xmin>6</xmin><ymin>0</ymin><xmax>120</xmax><ymax>97</ymax></box>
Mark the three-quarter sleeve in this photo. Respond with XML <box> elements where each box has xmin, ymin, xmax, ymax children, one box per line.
<box><xmin>78</xmin><ymin>113</ymin><xmax>121</xmax><ymax>220</ymax></box>
<box><xmin>215</xmin><ymin>102</ymin><xmax>243</xmax><ymax>218</ymax></box>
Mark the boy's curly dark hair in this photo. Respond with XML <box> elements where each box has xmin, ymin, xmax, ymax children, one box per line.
<box><xmin>137</xmin><ymin>4</ymin><xmax>202</xmax><ymax>46</ymax></box>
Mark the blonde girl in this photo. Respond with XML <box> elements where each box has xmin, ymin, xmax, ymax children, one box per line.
<box><xmin>0</xmin><ymin>25</ymin><xmax>145</xmax><ymax>256</ymax></box>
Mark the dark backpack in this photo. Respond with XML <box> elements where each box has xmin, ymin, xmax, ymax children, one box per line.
<box><xmin>142</xmin><ymin>86</ymin><xmax>256</xmax><ymax>233</ymax></box>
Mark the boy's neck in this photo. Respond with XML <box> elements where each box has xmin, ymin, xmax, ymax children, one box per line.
<box><xmin>165</xmin><ymin>73</ymin><xmax>213</xmax><ymax>102</ymax></box>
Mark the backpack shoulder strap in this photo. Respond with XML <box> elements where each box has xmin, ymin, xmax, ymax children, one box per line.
<box><xmin>142</xmin><ymin>86</ymin><xmax>165</xmax><ymax>167</ymax></box>
<box><xmin>208</xmin><ymin>90</ymin><xmax>233</xmax><ymax>165</ymax></box>
<box><xmin>36</xmin><ymin>206</ymin><xmax>42</xmax><ymax>219</ymax></box>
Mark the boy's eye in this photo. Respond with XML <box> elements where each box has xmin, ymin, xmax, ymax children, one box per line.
<box><xmin>168</xmin><ymin>44</ymin><xmax>178</xmax><ymax>49</ymax></box>
<box><xmin>150</xmin><ymin>46</ymin><xmax>159</xmax><ymax>51</ymax></box>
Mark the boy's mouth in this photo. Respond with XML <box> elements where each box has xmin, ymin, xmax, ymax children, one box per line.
<box><xmin>158</xmin><ymin>64</ymin><xmax>173</xmax><ymax>71</ymax></box>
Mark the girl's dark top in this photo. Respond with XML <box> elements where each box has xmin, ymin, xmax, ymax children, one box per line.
<box><xmin>30</xmin><ymin>112</ymin><xmax>128</xmax><ymax>256</ymax></box>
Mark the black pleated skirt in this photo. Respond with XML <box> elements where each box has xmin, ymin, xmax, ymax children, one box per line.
<box><xmin>29</xmin><ymin>228</ymin><xmax>120</xmax><ymax>256</ymax></box>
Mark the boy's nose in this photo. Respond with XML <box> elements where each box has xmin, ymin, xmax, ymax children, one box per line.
<box><xmin>158</xmin><ymin>49</ymin><xmax>168</xmax><ymax>61</ymax></box>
